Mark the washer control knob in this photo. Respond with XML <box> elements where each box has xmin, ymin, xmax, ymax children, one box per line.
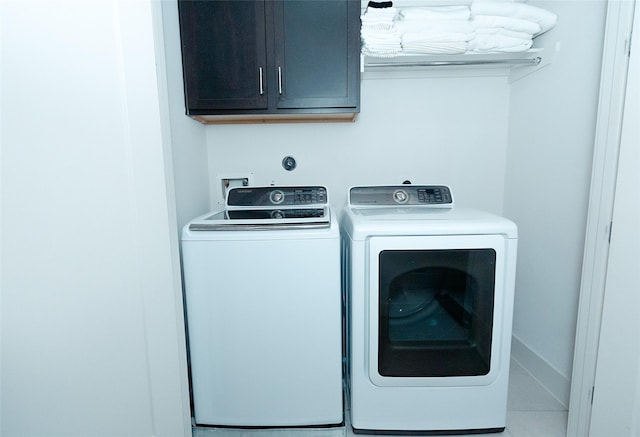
<box><xmin>270</xmin><ymin>190</ymin><xmax>285</xmax><ymax>204</ymax></box>
<box><xmin>393</xmin><ymin>189</ymin><xmax>409</xmax><ymax>204</ymax></box>
<box><xmin>271</xmin><ymin>210</ymin><xmax>284</xmax><ymax>219</ymax></box>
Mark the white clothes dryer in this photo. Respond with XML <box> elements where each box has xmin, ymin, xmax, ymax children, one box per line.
<box><xmin>341</xmin><ymin>185</ymin><xmax>518</xmax><ymax>434</ymax></box>
<box><xmin>182</xmin><ymin>186</ymin><xmax>343</xmax><ymax>428</ymax></box>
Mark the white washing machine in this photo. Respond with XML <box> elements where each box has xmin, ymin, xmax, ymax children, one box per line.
<box><xmin>341</xmin><ymin>185</ymin><xmax>518</xmax><ymax>434</ymax></box>
<box><xmin>182</xmin><ymin>186</ymin><xmax>343</xmax><ymax>428</ymax></box>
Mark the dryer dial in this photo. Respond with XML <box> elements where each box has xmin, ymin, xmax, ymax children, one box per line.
<box><xmin>393</xmin><ymin>189</ymin><xmax>409</xmax><ymax>204</ymax></box>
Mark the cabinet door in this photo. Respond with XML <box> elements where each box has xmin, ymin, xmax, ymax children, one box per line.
<box><xmin>178</xmin><ymin>0</ymin><xmax>268</xmax><ymax>112</ymax></box>
<box><xmin>272</xmin><ymin>0</ymin><xmax>360</xmax><ymax>111</ymax></box>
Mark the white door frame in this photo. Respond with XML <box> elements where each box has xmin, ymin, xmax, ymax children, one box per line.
<box><xmin>588</xmin><ymin>0</ymin><xmax>640</xmax><ymax>428</ymax></box>
<box><xmin>567</xmin><ymin>1</ymin><xmax>637</xmax><ymax>435</ymax></box>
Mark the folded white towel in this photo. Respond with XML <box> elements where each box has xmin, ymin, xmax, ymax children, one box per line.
<box><xmin>401</xmin><ymin>40</ymin><xmax>468</xmax><ymax>54</ymax></box>
<box><xmin>361</xmin><ymin>23</ymin><xmax>402</xmax><ymax>57</ymax></box>
<box><xmin>476</xmin><ymin>27</ymin><xmax>532</xmax><ymax>40</ymax></box>
<box><xmin>361</xmin><ymin>27</ymin><xmax>400</xmax><ymax>37</ymax></box>
<box><xmin>363</xmin><ymin>46</ymin><xmax>402</xmax><ymax>54</ymax></box>
<box><xmin>361</xmin><ymin>7</ymin><xmax>398</xmax><ymax>30</ymax></box>
<box><xmin>402</xmin><ymin>31</ymin><xmax>475</xmax><ymax>43</ymax></box>
<box><xmin>364</xmin><ymin>6</ymin><xmax>397</xmax><ymax>14</ymax></box>
<box><xmin>362</xmin><ymin>37</ymin><xmax>402</xmax><ymax>49</ymax></box>
<box><xmin>399</xmin><ymin>6</ymin><xmax>471</xmax><ymax>22</ymax></box>
<box><xmin>471</xmin><ymin>15</ymin><xmax>541</xmax><ymax>34</ymax></box>
<box><xmin>362</xmin><ymin>38</ymin><xmax>402</xmax><ymax>56</ymax></box>
<box><xmin>362</xmin><ymin>38</ymin><xmax>402</xmax><ymax>47</ymax></box>
<box><xmin>361</xmin><ymin>39</ymin><xmax>401</xmax><ymax>51</ymax></box>
<box><xmin>395</xmin><ymin>19</ymin><xmax>475</xmax><ymax>35</ymax></box>
<box><xmin>362</xmin><ymin>6</ymin><xmax>398</xmax><ymax>20</ymax></box>
<box><xmin>362</xmin><ymin>22</ymin><xmax>395</xmax><ymax>31</ymax></box>
<box><xmin>468</xmin><ymin>34</ymin><xmax>533</xmax><ymax>52</ymax></box>
<box><xmin>362</xmin><ymin>36</ymin><xmax>402</xmax><ymax>47</ymax></box>
<box><xmin>470</xmin><ymin>1</ymin><xmax>557</xmax><ymax>35</ymax></box>
<box><xmin>362</xmin><ymin>48</ymin><xmax>402</xmax><ymax>58</ymax></box>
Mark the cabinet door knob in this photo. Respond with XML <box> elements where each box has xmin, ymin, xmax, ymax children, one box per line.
<box><xmin>259</xmin><ymin>67</ymin><xmax>264</xmax><ymax>95</ymax></box>
<box><xmin>278</xmin><ymin>66</ymin><xmax>283</xmax><ymax>95</ymax></box>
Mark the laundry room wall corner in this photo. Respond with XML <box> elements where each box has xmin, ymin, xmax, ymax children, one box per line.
<box><xmin>504</xmin><ymin>0</ymin><xmax>608</xmax><ymax>406</ymax></box>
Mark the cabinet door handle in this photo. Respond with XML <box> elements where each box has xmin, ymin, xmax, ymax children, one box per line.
<box><xmin>278</xmin><ymin>67</ymin><xmax>283</xmax><ymax>95</ymax></box>
<box><xmin>259</xmin><ymin>67</ymin><xmax>264</xmax><ymax>95</ymax></box>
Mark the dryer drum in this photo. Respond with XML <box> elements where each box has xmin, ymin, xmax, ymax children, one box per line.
<box><xmin>386</xmin><ymin>267</ymin><xmax>476</xmax><ymax>342</ymax></box>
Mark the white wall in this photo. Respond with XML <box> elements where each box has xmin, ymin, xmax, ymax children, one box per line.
<box><xmin>161</xmin><ymin>0</ymin><xmax>210</xmax><ymax>230</ymax></box>
<box><xmin>505</xmin><ymin>0</ymin><xmax>607</xmax><ymax>405</ymax></box>
<box><xmin>205</xmin><ymin>72</ymin><xmax>512</xmax><ymax>215</ymax></box>
<box><xmin>1</xmin><ymin>1</ymin><xmax>190</xmax><ymax>436</ymax></box>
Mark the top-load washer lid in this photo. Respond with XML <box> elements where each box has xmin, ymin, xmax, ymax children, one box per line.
<box><xmin>188</xmin><ymin>207</ymin><xmax>331</xmax><ymax>231</ymax></box>
<box><xmin>189</xmin><ymin>185</ymin><xmax>332</xmax><ymax>231</ymax></box>
<box><xmin>349</xmin><ymin>185</ymin><xmax>453</xmax><ymax>208</ymax></box>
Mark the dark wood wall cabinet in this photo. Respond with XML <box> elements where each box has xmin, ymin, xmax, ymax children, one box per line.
<box><xmin>177</xmin><ymin>0</ymin><xmax>361</xmax><ymax>124</ymax></box>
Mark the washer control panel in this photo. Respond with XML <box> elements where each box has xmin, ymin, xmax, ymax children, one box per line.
<box><xmin>349</xmin><ymin>185</ymin><xmax>453</xmax><ymax>207</ymax></box>
<box><xmin>227</xmin><ymin>186</ymin><xmax>328</xmax><ymax>207</ymax></box>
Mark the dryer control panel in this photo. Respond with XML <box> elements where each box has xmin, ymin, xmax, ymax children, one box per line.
<box><xmin>349</xmin><ymin>185</ymin><xmax>453</xmax><ymax>207</ymax></box>
<box><xmin>227</xmin><ymin>186</ymin><xmax>328</xmax><ymax>207</ymax></box>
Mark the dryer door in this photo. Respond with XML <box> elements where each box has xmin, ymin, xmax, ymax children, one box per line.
<box><xmin>367</xmin><ymin>234</ymin><xmax>507</xmax><ymax>387</ymax></box>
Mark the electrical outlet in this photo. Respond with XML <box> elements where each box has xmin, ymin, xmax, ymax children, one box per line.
<box><xmin>218</xmin><ymin>174</ymin><xmax>254</xmax><ymax>201</ymax></box>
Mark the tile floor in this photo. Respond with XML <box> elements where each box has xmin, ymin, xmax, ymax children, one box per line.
<box><xmin>193</xmin><ymin>359</ymin><xmax>567</xmax><ymax>437</ymax></box>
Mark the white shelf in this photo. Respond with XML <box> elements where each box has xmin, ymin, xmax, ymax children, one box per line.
<box><xmin>362</xmin><ymin>48</ymin><xmax>543</xmax><ymax>69</ymax></box>
<box><xmin>359</xmin><ymin>47</ymin><xmax>556</xmax><ymax>82</ymax></box>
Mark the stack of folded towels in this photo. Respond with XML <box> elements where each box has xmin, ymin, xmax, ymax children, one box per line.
<box><xmin>360</xmin><ymin>0</ymin><xmax>558</xmax><ymax>57</ymax></box>
<box><xmin>360</xmin><ymin>2</ymin><xmax>401</xmax><ymax>57</ymax></box>
<box><xmin>468</xmin><ymin>0</ymin><xmax>558</xmax><ymax>53</ymax></box>
<box><xmin>396</xmin><ymin>6</ymin><xmax>475</xmax><ymax>55</ymax></box>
